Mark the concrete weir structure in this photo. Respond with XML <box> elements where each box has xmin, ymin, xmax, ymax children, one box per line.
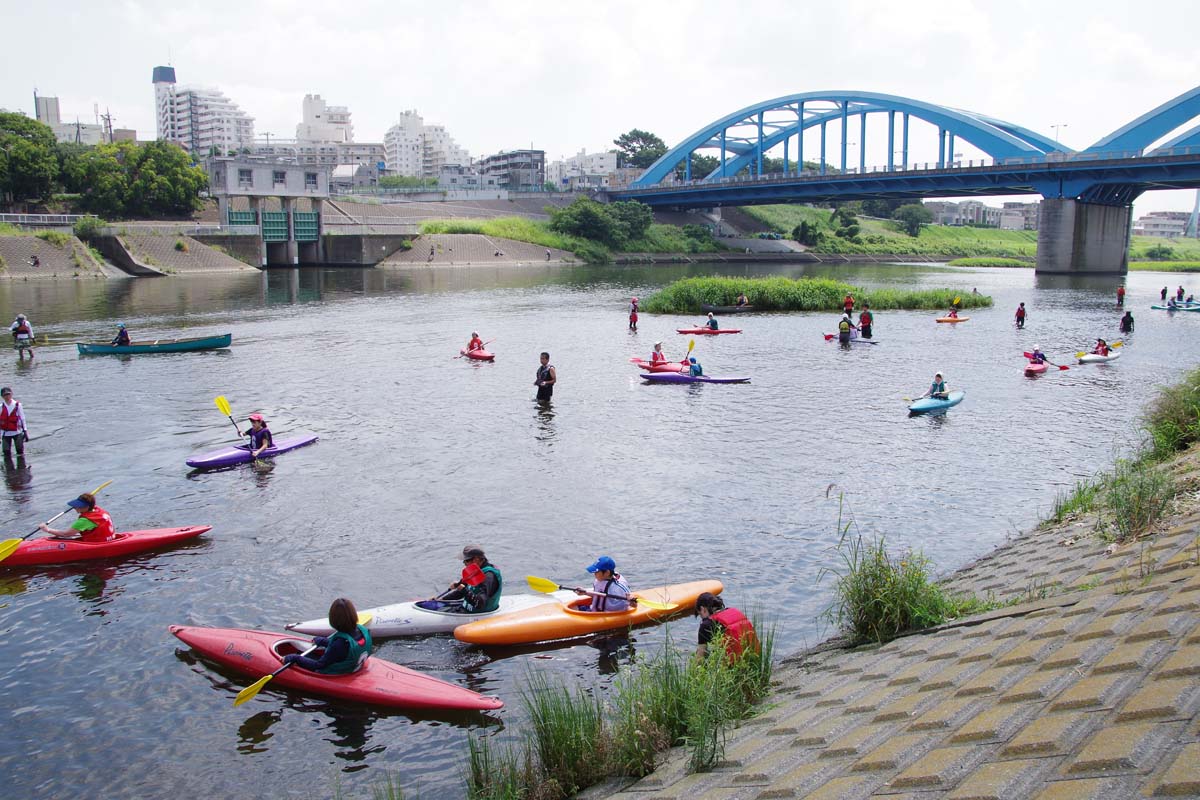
<box><xmin>1035</xmin><ymin>199</ymin><xmax>1132</xmax><ymax>274</ymax></box>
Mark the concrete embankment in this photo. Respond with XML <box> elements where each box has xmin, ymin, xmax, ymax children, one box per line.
<box><xmin>592</xmin><ymin>456</ymin><xmax>1200</xmax><ymax>799</ymax></box>
<box><xmin>0</xmin><ymin>235</ymin><xmax>107</xmax><ymax>279</ymax></box>
<box><xmin>379</xmin><ymin>234</ymin><xmax>574</xmax><ymax>267</ymax></box>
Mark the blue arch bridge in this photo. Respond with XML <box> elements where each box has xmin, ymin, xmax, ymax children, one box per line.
<box><xmin>608</xmin><ymin>86</ymin><xmax>1200</xmax><ymax>274</ymax></box>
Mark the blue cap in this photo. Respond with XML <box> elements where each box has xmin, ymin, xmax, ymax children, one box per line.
<box><xmin>689</xmin><ymin>357</ymin><xmax>697</xmax><ymax>363</ymax></box>
<box><xmin>586</xmin><ymin>555</ymin><xmax>616</xmax><ymax>573</ymax></box>
<box><xmin>67</xmin><ymin>498</ymin><xmax>89</xmax><ymax>510</ymax></box>
<box><xmin>117</xmin><ymin>322</ymin><xmax>125</xmax><ymax>328</ymax></box>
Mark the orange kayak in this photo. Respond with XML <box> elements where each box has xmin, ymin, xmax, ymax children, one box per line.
<box><xmin>453</xmin><ymin>579</ymin><xmax>723</xmax><ymax>645</ymax></box>
<box><xmin>935</xmin><ymin>316</ymin><xmax>970</xmax><ymax>323</ymax></box>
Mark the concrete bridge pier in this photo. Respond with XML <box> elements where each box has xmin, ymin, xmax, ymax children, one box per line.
<box><xmin>1035</xmin><ymin>198</ymin><xmax>1130</xmax><ymax>274</ymax></box>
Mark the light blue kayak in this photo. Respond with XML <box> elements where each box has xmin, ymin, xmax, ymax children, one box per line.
<box><xmin>908</xmin><ymin>390</ymin><xmax>965</xmax><ymax>415</ymax></box>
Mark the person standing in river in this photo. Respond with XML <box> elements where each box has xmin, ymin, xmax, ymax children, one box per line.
<box><xmin>9</xmin><ymin>314</ymin><xmax>34</xmax><ymax>361</ymax></box>
<box><xmin>0</xmin><ymin>387</ymin><xmax>28</xmax><ymax>460</ymax></box>
<box><xmin>1116</xmin><ymin>285</ymin><xmax>1125</xmax><ymax>307</ymax></box>
<box><xmin>535</xmin><ymin>352</ymin><xmax>556</xmax><ymax>403</ymax></box>
<box><xmin>1119</xmin><ymin>311</ymin><xmax>1135</xmax><ymax>334</ymax></box>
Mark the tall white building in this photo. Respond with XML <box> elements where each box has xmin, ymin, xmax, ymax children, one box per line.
<box><xmin>153</xmin><ymin>66</ymin><xmax>255</xmax><ymax>155</ymax></box>
<box><xmin>296</xmin><ymin>94</ymin><xmax>353</xmax><ymax>143</ymax></box>
<box><xmin>383</xmin><ymin>110</ymin><xmax>468</xmax><ymax>178</ymax></box>
<box><xmin>33</xmin><ymin>93</ymin><xmax>108</xmax><ymax>145</ymax></box>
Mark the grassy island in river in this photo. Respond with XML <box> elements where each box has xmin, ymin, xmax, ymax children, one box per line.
<box><xmin>640</xmin><ymin>276</ymin><xmax>994</xmax><ymax>314</ymax></box>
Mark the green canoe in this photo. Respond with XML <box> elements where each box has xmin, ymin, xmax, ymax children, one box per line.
<box><xmin>76</xmin><ymin>333</ymin><xmax>232</xmax><ymax>355</ymax></box>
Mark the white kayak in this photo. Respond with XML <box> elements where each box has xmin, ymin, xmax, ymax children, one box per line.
<box><xmin>286</xmin><ymin>591</ymin><xmax>578</xmax><ymax>638</ymax></box>
<box><xmin>1078</xmin><ymin>350</ymin><xmax>1121</xmax><ymax>364</ymax></box>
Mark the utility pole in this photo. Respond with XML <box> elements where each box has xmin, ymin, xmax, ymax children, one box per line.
<box><xmin>100</xmin><ymin>108</ymin><xmax>115</xmax><ymax>143</ymax></box>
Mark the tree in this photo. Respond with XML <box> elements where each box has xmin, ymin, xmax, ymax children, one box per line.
<box><xmin>67</xmin><ymin>140</ymin><xmax>207</xmax><ymax>218</ymax></box>
<box><xmin>0</xmin><ymin>112</ymin><xmax>59</xmax><ymax>202</ymax></box>
<box><xmin>613</xmin><ymin>129</ymin><xmax>668</xmax><ymax>169</ymax></box>
<box><xmin>861</xmin><ymin>198</ymin><xmax>905</xmax><ymax>218</ymax></box>
<box><xmin>675</xmin><ymin>152</ymin><xmax>720</xmax><ymax>180</ymax></box>
<box><xmin>893</xmin><ymin>203</ymin><xmax>933</xmax><ymax>237</ymax></box>
<box><xmin>607</xmin><ymin>200</ymin><xmax>653</xmax><ymax>242</ymax></box>
<box><xmin>549</xmin><ymin>197</ymin><xmax>620</xmax><ymax>245</ymax></box>
<box><xmin>792</xmin><ymin>221</ymin><xmax>823</xmax><ymax>247</ymax></box>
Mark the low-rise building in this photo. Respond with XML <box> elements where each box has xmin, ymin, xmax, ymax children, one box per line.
<box><xmin>296</xmin><ymin>94</ymin><xmax>353</xmax><ymax>144</ymax></box>
<box><xmin>1133</xmin><ymin>211</ymin><xmax>1191</xmax><ymax>237</ymax></box>
<box><xmin>547</xmin><ymin>149</ymin><xmax>618</xmax><ymax>189</ymax></box>
<box><xmin>480</xmin><ymin>150</ymin><xmax>545</xmax><ymax>191</ymax></box>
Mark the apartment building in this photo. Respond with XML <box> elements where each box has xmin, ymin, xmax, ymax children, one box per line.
<box><xmin>153</xmin><ymin>66</ymin><xmax>255</xmax><ymax>155</ymax></box>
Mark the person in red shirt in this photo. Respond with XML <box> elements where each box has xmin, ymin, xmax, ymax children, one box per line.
<box><xmin>649</xmin><ymin>341</ymin><xmax>667</xmax><ymax>365</ymax></box>
<box><xmin>466</xmin><ymin>331</ymin><xmax>484</xmax><ymax>352</ymax></box>
<box><xmin>39</xmin><ymin>493</ymin><xmax>115</xmax><ymax>542</ymax></box>
<box><xmin>1092</xmin><ymin>338</ymin><xmax>1110</xmax><ymax>356</ymax></box>
<box><xmin>842</xmin><ymin>294</ymin><xmax>855</xmax><ymax>317</ymax></box>
<box><xmin>695</xmin><ymin>592</ymin><xmax>758</xmax><ymax>661</ymax></box>
<box><xmin>1116</xmin><ymin>285</ymin><xmax>1125</xmax><ymax>307</ymax></box>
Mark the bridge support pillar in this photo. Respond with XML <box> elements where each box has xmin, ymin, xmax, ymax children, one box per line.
<box><xmin>1035</xmin><ymin>199</ymin><xmax>1130</xmax><ymax>275</ymax></box>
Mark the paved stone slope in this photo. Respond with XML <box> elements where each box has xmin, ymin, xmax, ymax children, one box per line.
<box><xmin>380</xmin><ymin>234</ymin><xmax>573</xmax><ymax>266</ymax></box>
<box><xmin>119</xmin><ymin>233</ymin><xmax>256</xmax><ymax>273</ymax></box>
<box><xmin>0</xmin><ymin>235</ymin><xmax>105</xmax><ymax>279</ymax></box>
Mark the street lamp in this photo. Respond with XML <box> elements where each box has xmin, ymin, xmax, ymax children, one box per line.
<box><xmin>1050</xmin><ymin>124</ymin><xmax>1068</xmax><ymax>145</ymax></box>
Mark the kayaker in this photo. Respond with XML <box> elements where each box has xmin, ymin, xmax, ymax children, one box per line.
<box><xmin>945</xmin><ymin>307</ymin><xmax>959</xmax><ymax>319</ymax></box>
<box><xmin>9</xmin><ymin>314</ymin><xmax>34</xmax><ymax>361</ymax></box>
<box><xmin>111</xmin><ymin>323</ymin><xmax>131</xmax><ymax>347</ymax></box>
<box><xmin>649</xmin><ymin>341</ymin><xmax>668</xmax><ymax>365</ymax></box>
<box><xmin>1167</xmin><ymin>297</ymin><xmax>1179</xmax><ymax>310</ymax></box>
<box><xmin>282</xmin><ymin>597</ymin><xmax>372</xmax><ymax>674</ymax></box>
<box><xmin>535</xmin><ymin>352</ymin><xmax>556</xmax><ymax>402</ymax></box>
<box><xmin>1092</xmin><ymin>339</ymin><xmax>1109</xmax><ymax>356</ymax></box>
<box><xmin>837</xmin><ymin>313</ymin><xmax>856</xmax><ymax>344</ymax></box>
<box><xmin>920</xmin><ymin>372</ymin><xmax>949</xmax><ymax>400</ymax></box>
<box><xmin>688</xmin><ymin>356</ymin><xmax>703</xmax><ymax>377</ymax></box>
<box><xmin>466</xmin><ymin>331</ymin><xmax>484</xmax><ymax>352</ymax></box>
<box><xmin>736</xmin><ymin>292</ymin><xmax>749</xmax><ymax>307</ymax></box>
<box><xmin>245</xmin><ymin>413</ymin><xmax>273</xmax><ymax>458</ymax></box>
<box><xmin>1014</xmin><ymin>303</ymin><xmax>1027</xmax><ymax>329</ymax></box>
<box><xmin>629</xmin><ymin>297</ymin><xmax>639</xmax><ymax>332</ymax></box>
<box><xmin>573</xmin><ymin>555</ymin><xmax>634</xmax><ymax>612</ymax></box>
<box><xmin>0</xmin><ymin>387</ymin><xmax>28</xmax><ymax>459</ymax></box>
<box><xmin>842</xmin><ymin>293</ymin><xmax>855</xmax><ymax>317</ymax></box>
<box><xmin>859</xmin><ymin>303</ymin><xmax>874</xmax><ymax>339</ymax></box>
<box><xmin>39</xmin><ymin>492</ymin><xmax>115</xmax><ymax>542</ymax></box>
<box><xmin>694</xmin><ymin>591</ymin><xmax>758</xmax><ymax>661</ymax></box>
<box><xmin>1189</xmin><ymin>295</ymin><xmax>1196</xmax><ymax>304</ymax></box>
<box><xmin>437</xmin><ymin>545</ymin><xmax>502</xmax><ymax>613</ymax></box>
<box><xmin>704</xmin><ymin>312</ymin><xmax>719</xmax><ymax>330</ymax></box>
<box><xmin>1119</xmin><ymin>312</ymin><xmax>1135</xmax><ymax>334</ymax></box>
<box><xmin>1116</xmin><ymin>285</ymin><xmax>1125</xmax><ymax>306</ymax></box>
<box><xmin>1029</xmin><ymin>346</ymin><xmax>1046</xmax><ymax>365</ymax></box>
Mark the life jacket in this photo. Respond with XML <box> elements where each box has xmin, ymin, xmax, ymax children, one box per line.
<box><xmin>320</xmin><ymin>625</ymin><xmax>372</xmax><ymax>675</ymax></box>
<box><xmin>1095</xmin><ymin>345</ymin><xmax>1108</xmax><ymax>356</ymax></box>
<box><xmin>592</xmin><ymin>574</ymin><xmax>631</xmax><ymax>612</ymax></box>
<box><xmin>12</xmin><ymin>322</ymin><xmax>31</xmax><ymax>338</ymax></box>
<box><xmin>1031</xmin><ymin>352</ymin><xmax>1044</xmax><ymax>364</ymax></box>
<box><xmin>860</xmin><ymin>310</ymin><xmax>873</xmax><ymax>326</ymax></box>
<box><xmin>1015</xmin><ymin>306</ymin><xmax>1026</xmax><ymax>318</ymax></box>
<box><xmin>931</xmin><ymin>381</ymin><xmax>946</xmax><ymax>394</ymax></box>
<box><xmin>0</xmin><ymin>402</ymin><xmax>20</xmax><ymax>432</ymax></box>
<box><xmin>710</xmin><ymin>607</ymin><xmax>759</xmax><ymax>659</ymax></box>
<box><xmin>838</xmin><ymin>319</ymin><xmax>851</xmax><ymax>333</ymax></box>
<box><xmin>466</xmin><ymin>565</ymin><xmax>502</xmax><ymax>612</ymax></box>
<box><xmin>79</xmin><ymin>507</ymin><xmax>115</xmax><ymax>542</ymax></box>
<box><xmin>467</xmin><ymin>338</ymin><xmax>483</xmax><ymax>351</ymax></box>
<box><xmin>650</xmin><ymin>351</ymin><xmax>666</xmax><ymax>364</ymax></box>
<box><xmin>248</xmin><ymin>426</ymin><xmax>272</xmax><ymax>450</ymax></box>
<box><xmin>537</xmin><ymin>364</ymin><xmax>553</xmax><ymax>384</ymax></box>
<box><xmin>689</xmin><ymin>363</ymin><xmax>703</xmax><ymax>377</ymax></box>
<box><xmin>843</xmin><ymin>296</ymin><xmax>854</xmax><ymax>310</ymax></box>
<box><xmin>706</xmin><ymin>319</ymin><xmax>718</xmax><ymax>330</ymax></box>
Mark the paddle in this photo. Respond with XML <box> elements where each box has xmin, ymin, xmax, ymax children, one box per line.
<box><xmin>0</xmin><ymin>480</ymin><xmax>113</xmax><ymax>563</ymax></box>
<box><xmin>455</xmin><ymin>338</ymin><xmax>496</xmax><ymax>359</ymax></box>
<box><xmin>524</xmin><ymin>575</ymin><xmax>671</xmax><ymax>611</ymax></box>
<box><xmin>1021</xmin><ymin>352</ymin><xmax>1069</xmax><ymax>371</ymax></box>
<box><xmin>1074</xmin><ymin>341</ymin><xmax>1124</xmax><ymax>359</ymax></box>
<box><xmin>233</xmin><ymin>642</ymin><xmax>319</xmax><ymax>707</ymax></box>
<box><xmin>214</xmin><ymin>396</ymin><xmax>242</xmax><ymax>438</ymax></box>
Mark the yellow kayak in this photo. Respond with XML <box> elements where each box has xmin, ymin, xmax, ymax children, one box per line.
<box><xmin>935</xmin><ymin>316</ymin><xmax>970</xmax><ymax>323</ymax></box>
<box><xmin>453</xmin><ymin>579</ymin><xmax>724</xmax><ymax>645</ymax></box>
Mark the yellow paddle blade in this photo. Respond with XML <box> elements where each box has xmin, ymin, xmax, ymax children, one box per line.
<box><xmin>525</xmin><ymin>575</ymin><xmax>562</xmax><ymax>594</ymax></box>
<box><xmin>90</xmin><ymin>480</ymin><xmax>113</xmax><ymax>495</ymax></box>
<box><xmin>1112</xmin><ymin>341</ymin><xmax>1124</xmax><ymax>348</ymax></box>
<box><xmin>214</xmin><ymin>396</ymin><xmax>232</xmax><ymax>417</ymax></box>
<box><xmin>233</xmin><ymin>674</ymin><xmax>272</xmax><ymax>707</ymax></box>
<box><xmin>632</xmin><ymin>596</ymin><xmax>672</xmax><ymax>611</ymax></box>
<box><xmin>356</xmin><ymin>612</ymin><xmax>373</xmax><ymax>625</ymax></box>
<box><xmin>0</xmin><ymin>539</ymin><xmax>21</xmax><ymax>562</ymax></box>
<box><xmin>687</xmin><ymin>338</ymin><xmax>696</xmax><ymax>354</ymax></box>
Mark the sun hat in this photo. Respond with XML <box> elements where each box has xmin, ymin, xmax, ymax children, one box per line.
<box><xmin>654</xmin><ymin>341</ymin><xmax>662</xmax><ymax>346</ymax></box>
<box><xmin>586</xmin><ymin>555</ymin><xmax>616</xmax><ymax>573</ymax></box>
<box><xmin>935</xmin><ymin>372</ymin><xmax>943</xmax><ymax>377</ymax></box>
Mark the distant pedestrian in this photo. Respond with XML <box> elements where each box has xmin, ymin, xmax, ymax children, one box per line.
<box><xmin>0</xmin><ymin>387</ymin><xmax>28</xmax><ymax>460</ymax></box>
<box><xmin>545</xmin><ymin>249</ymin><xmax>551</xmax><ymax>261</ymax></box>
<box><xmin>9</xmin><ymin>314</ymin><xmax>34</xmax><ymax>360</ymax></box>
<box><xmin>1116</xmin><ymin>285</ymin><xmax>1125</xmax><ymax>307</ymax></box>
<box><xmin>1015</xmin><ymin>302</ymin><xmax>1027</xmax><ymax>329</ymax></box>
<box><xmin>534</xmin><ymin>352</ymin><xmax>556</xmax><ymax>402</ymax></box>
<box><xmin>629</xmin><ymin>297</ymin><xmax>639</xmax><ymax>332</ymax></box>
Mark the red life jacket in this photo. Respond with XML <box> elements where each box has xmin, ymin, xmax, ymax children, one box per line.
<box><xmin>467</xmin><ymin>338</ymin><xmax>483</xmax><ymax>351</ymax></box>
<box><xmin>650</xmin><ymin>351</ymin><xmax>666</xmax><ymax>364</ymax></box>
<box><xmin>710</xmin><ymin>607</ymin><xmax>759</xmax><ymax>658</ymax></box>
<box><xmin>0</xmin><ymin>402</ymin><xmax>20</xmax><ymax>432</ymax></box>
<box><xmin>13</xmin><ymin>323</ymin><xmax>30</xmax><ymax>336</ymax></box>
<box><xmin>78</xmin><ymin>507</ymin><xmax>115</xmax><ymax>542</ymax></box>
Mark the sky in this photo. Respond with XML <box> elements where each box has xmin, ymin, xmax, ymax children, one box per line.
<box><xmin>2</xmin><ymin>0</ymin><xmax>1198</xmax><ymax>216</ymax></box>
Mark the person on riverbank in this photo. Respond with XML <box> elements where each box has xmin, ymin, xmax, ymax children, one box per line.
<box><xmin>695</xmin><ymin>591</ymin><xmax>757</xmax><ymax>660</ymax></box>
<box><xmin>0</xmin><ymin>388</ymin><xmax>28</xmax><ymax>459</ymax></box>
<box><xmin>546</xmin><ymin>249</ymin><xmax>551</xmax><ymax>261</ymax></box>
<box><xmin>1116</xmin><ymin>285</ymin><xmax>1125</xmax><ymax>306</ymax></box>
<box><xmin>1092</xmin><ymin>338</ymin><xmax>1110</xmax><ymax>356</ymax></box>
<box><xmin>1120</xmin><ymin>311</ymin><xmax>1135</xmax><ymax>333</ymax></box>
<box><xmin>629</xmin><ymin>297</ymin><xmax>639</xmax><ymax>332</ymax></box>
<box><xmin>573</xmin><ymin>556</ymin><xmax>633</xmax><ymax>612</ymax></box>
<box><xmin>704</xmin><ymin>312</ymin><xmax>719</xmax><ymax>330</ymax></box>
<box><xmin>838</xmin><ymin>313</ymin><xmax>856</xmax><ymax>343</ymax></box>
<box><xmin>535</xmin><ymin>352</ymin><xmax>556</xmax><ymax>402</ymax></box>
<box><xmin>111</xmin><ymin>323</ymin><xmax>131</xmax><ymax>347</ymax></box>
<box><xmin>28</xmin><ymin>255</ymin><xmax>39</xmax><ymax>269</ymax></box>
<box><xmin>1014</xmin><ymin>302</ymin><xmax>1027</xmax><ymax>329</ymax></box>
<box><xmin>9</xmin><ymin>314</ymin><xmax>34</xmax><ymax>360</ymax></box>
<box><xmin>688</xmin><ymin>356</ymin><xmax>703</xmax><ymax>377</ymax></box>
<box><xmin>921</xmin><ymin>372</ymin><xmax>949</xmax><ymax>400</ymax></box>
<box><xmin>649</xmin><ymin>341</ymin><xmax>668</xmax><ymax>366</ymax></box>
<box><xmin>859</xmin><ymin>303</ymin><xmax>874</xmax><ymax>339</ymax></box>
<box><xmin>39</xmin><ymin>492</ymin><xmax>114</xmax><ymax>542</ymax></box>
<box><xmin>245</xmin><ymin>414</ymin><xmax>273</xmax><ymax>458</ymax></box>
<box><xmin>466</xmin><ymin>331</ymin><xmax>484</xmax><ymax>353</ymax></box>
<box><xmin>283</xmin><ymin>598</ymin><xmax>372</xmax><ymax>674</ymax></box>
<box><xmin>436</xmin><ymin>546</ymin><xmax>502</xmax><ymax>613</ymax></box>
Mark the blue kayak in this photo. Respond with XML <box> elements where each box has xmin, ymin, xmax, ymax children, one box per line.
<box><xmin>908</xmin><ymin>390</ymin><xmax>965</xmax><ymax>415</ymax></box>
<box><xmin>640</xmin><ymin>373</ymin><xmax>750</xmax><ymax>384</ymax></box>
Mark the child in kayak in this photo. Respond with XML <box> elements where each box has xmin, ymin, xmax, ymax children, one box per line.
<box><xmin>1015</xmin><ymin>303</ymin><xmax>1027</xmax><ymax>329</ymax></box>
<box><xmin>736</xmin><ymin>292</ymin><xmax>749</xmax><ymax>307</ymax></box>
<box><xmin>649</xmin><ymin>341</ymin><xmax>668</xmax><ymax>365</ymax></box>
<box><xmin>39</xmin><ymin>493</ymin><xmax>115</xmax><ymax>542</ymax></box>
<box><xmin>629</xmin><ymin>298</ymin><xmax>639</xmax><ymax>332</ymax></box>
<box><xmin>245</xmin><ymin>413</ymin><xmax>273</xmax><ymax>458</ymax></box>
<box><xmin>704</xmin><ymin>312</ymin><xmax>719</xmax><ymax>330</ymax></box>
<box><xmin>573</xmin><ymin>556</ymin><xmax>634</xmax><ymax>612</ymax></box>
<box><xmin>688</xmin><ymin>356</ymin><xmax>703</xmax><ymax>377</ymax></box>
<box><xmin>283</xmin><ymin>598</ymin><xmax>372</xmax><ymax>674</ymax></box>
<box><xmin>437</xmin><ymin>545</ymin><xmax>502</xmax><ymax>612</ymax></box>
<box><xmin>466</xmin><ymin>331</ymin><xmax>484</xmax><ymax>352</ymax></box>
<box><xmin>695</xmin><ymin>591</ymin><xmax>758</xmax><ymax>661</ymax></box>
<box><xmin>945</xmin><ymin>307</ymin><xmax>959</xmax><ymax>319</ymax></box>
<box><xmin>1029</xmin><ymin>346</ymin><xmax>1046</xmax><ymax>365</ymax></box>
<box><xmin>1119</xmin><ymin>312</ymin><xmax>1135</xmax><ymax>333</ymax></box>
<box><xmin>111</xmin><ymin>323</ymin><xmax>131</xmax><ymax>346</ymax></box>
<box><xmin>1092</xmin><ymin>339</ymin><xmax>1110</xmax><ymax>356</ymax></box>
<box><xmin>920</xmin><ymin>372</ymin><xmax>949</xmax><ymax>400</ymax></box>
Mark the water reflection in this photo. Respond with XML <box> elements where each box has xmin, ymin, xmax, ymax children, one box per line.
<box><xmin>324</xmin><ymin>706</ymin><xmax>385</xmax><ymax>768</ymax></box>
<box><xmin>236</xmin><ymin>709</ymin><xmax>282</xmax><ymax>754</ymax></box>
<box><xmin>3</xmin><ymin>457</ymin><xmax>32</xmax><ymax>494</ymax></box>
<box><xmin>534</xmin><ymin>401</ymin><xmax>555</xmax><ymax>443</ymax></box>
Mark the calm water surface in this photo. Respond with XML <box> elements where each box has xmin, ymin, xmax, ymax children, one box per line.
<box><xmin>0</xmin><ymin>262</ymin><xmax>1196</xmax><ymax>798</ymax></box>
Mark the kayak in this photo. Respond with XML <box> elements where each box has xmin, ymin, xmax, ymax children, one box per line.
<box><xmin>186</xmin><ymin>433</ymin><xmax>319</xmax><ymax>469</ymax></box>
<box><xmin>454</xmin><ymin>579</ymin><xmax>724</xmax><ymax>646</ymax></box>
<box><xmin>632</xmin><ymin>360</ymin><xmax>688</xmax><ymax>373</ymax></box>
<box><xmin>701</xmin><ymin>304</ymin><xmax>755</xmax><ymax>314</ymax></box>
<box><xmin>170</xmin><ymin>625</ymin><xmax>503</xmax><ymax>711</ymax></box>
<box><xmin>908</xmin><ymin>390</ymin><xmax>965</xmax><ymax>415</ymax></box>
<box><xmin>935</xmin><ymin>317</ymin><xmax>970</xmax><ymax>323</ymax></box>
<box><xmin>2</xmin><ymin>526</ymin><xmax>211</xmax><ymax>567</ymax></box>
<box><xmin>1024</xmin><ymin>362</ymin><xmax>1048</xmax><ymax>376</ymax></box>
<box><xmin>824</xmin><ymin>333</ymin><xmax>879</xmax><ymax>345</ymax></box>
<box><xmin>76</xmin><ymin>333</ymin><xmax>232</xmax><ymax>355</ymax></box>
<box><xmin>1078</xmin><ymin>351</ymin><xmax>1121</xmax><ymax>364</ymax></box>
<box><xmin>461</xmin><ymin>348</ymin><xmax>495</xmax><ymax>361</ymax></box>
<box><xmin>641</xmin><ymin>373</ymin><xmax>750</xmax><ymax>384</ymax></box>
<box><xmin>676</xmin><ymin>328</ymin><xmax>742</xmax><ymax>335</ymax></box>
<box><xmin>1150</xmin><ymin>305</ymin><xmax>1200</xmax><ymax>312</ymax></box>
<box><xmin>287</xmin><ymin>591</ymin><xmax>577</xmax><ymax>638</ymax></box>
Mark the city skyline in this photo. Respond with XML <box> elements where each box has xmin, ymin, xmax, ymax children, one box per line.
<box><xmin>2</xmin><ymin>0</ymin><xmax>1199</xmax><ymax>213</ymax></box>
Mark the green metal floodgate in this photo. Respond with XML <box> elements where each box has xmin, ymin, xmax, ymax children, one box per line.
<box><xmin>227</xmin><ymin>210</ymin><xmax>257</xmax><ymax>226</ymax></box>
<box><xmin>261</xmin><ymin>212</ymin><xmax>289</xmax><ymax>242</ymax></box>
<box><xmin>292</xmin><ymin>212</ymin><xmax>319</xmax><ymax>242</ymax></box>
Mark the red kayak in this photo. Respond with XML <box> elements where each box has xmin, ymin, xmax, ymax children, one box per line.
<box><xmin>170</xmin><ymin>625</ymin><xmax>504</xmax><ymax>711</ymax></box>
<box><xmin>632</xmin><ymin>359</ymin><xmax>688</xmax><ymax>373</ymax></box>
<box><xmin>676</xmin><ymin>328</ymin><xmax>742</xmax><ymax>335</ymax></box>
<box><xmin>2</xmin><ymin>526</ymin><xmax>211</xmax><ymax>567</ymax></box>
<box><xmin>461</xmin><ymin>348</ymin><xmax>495</xmax><ymax>361</ymax></box>
<box><xmin>1024</xmin><ymin>361</ymin><xmax>1048</xmax><ymax>376</ymax></box>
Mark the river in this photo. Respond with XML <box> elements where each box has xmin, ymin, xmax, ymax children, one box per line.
<box><xmin>0</xmin><ymin>262</ymin><xmax>1194</xmax><ymax>798</ymax></box>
